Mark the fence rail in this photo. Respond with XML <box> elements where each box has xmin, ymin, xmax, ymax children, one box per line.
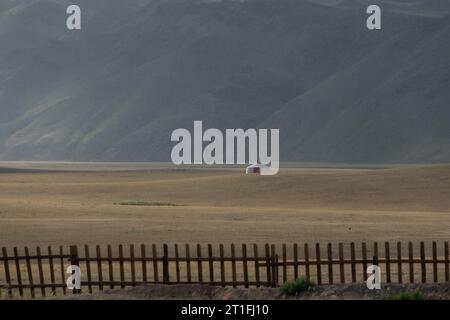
<box><xmin>1</xmin><ymin>241</ymin><xmax>449</xmax><ymax>298</ymax></box>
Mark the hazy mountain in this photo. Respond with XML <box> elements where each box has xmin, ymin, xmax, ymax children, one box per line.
<box><xmin>0</xmin><ymin>0</ymin><xmax>449</xmax><ymax>163</ymax></box>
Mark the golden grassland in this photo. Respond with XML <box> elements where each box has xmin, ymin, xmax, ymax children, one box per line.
<box><xmin>0</xmin><ymin>164</ymin><xmax>449</xmax><ymax>248</ymax></box>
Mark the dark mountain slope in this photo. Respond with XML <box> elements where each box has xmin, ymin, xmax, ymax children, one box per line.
<box><xmin>0</xmin><ymin>0</ymin><xmax>449</xmax><ymax>163</ymax></box>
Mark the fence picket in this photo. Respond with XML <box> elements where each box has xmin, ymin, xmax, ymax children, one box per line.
<box><xmin>385</xmin><ymin>242</ymin><xmax>391</xmax><ymax>283</ymax></box>
<box><xmin>445</xmin><ymin>242</ymin><xmax>449</xmax><ymax>282</ymax></box>
<box><xmin>361</xmin><ymin>242</ymin><xmax>367</xmax><ymax>281</ymax></box>
<box><xmin>208</xmin><ymin>244</ymin><xmax>214</xmax><ymax>285</ymax></box>
<box><xmin>1</xmin><ymin>248</ymin><xmax>12</xmax><ymax>298</ymax></box>
<box><xmin>270</xmin><ymin>245</ymin><xmax>277</xmax><ymax>287</ymax></box>
<box><xmin>282</xmin><ymin>244</ymin><xmax>287</xmax><ymax>283</ymax></box>
<box><xmin>119</xmin><ymin>245</ymin><xmax>125</xmax><ymax>288</ymax></box>
<box><xmin>175</xmin><ymin>244</ymin><xmax>181</xmax><ymax>283</ymax></box>
<box><xmin>316</xmin><ymin>243</ymin><xmax>322</xmax><ymax>285</ymax></box>
<box><xmin>141</xmin><ymin>244</ymin><xmax>147</xmax><ymax>283</ymax></box>
<box><xmin>231</xmin><ymin>244</ymin><xmax>237</xmax><ymax>288</ymax></box>
<box><xmin>293</xmin><ymin>244</ymin><xmax>298</xmax><ymax>280</ymax></box>
<box><xmin>96</xmin><ymin>245</ymin><xmax>103</xmax><ymax>291</ymax></box>
<box><xmin>420</xmin><ymin>242</ymin><xmax>426</xmax><ymax>283</ymax></box>
<box><xmin>107</xmin><ymin>245</ymin><xmax>114</xmax><ymax>289</ymax></box>
<box><xmin>163</xmin><ymin>244</ymin><xmax>170</xmax><ymax>284</ymax></box>
<box><xmin>432</xmin><ymin>242</ymin><xmax>438</xmax><ymax>283</ymax></box>
<box><xmin>59</xmin><ymin>246</ymin><xmax>66</xmax><ymax>294</ymax></box>
<box><xmin>220</xmin><ymin>244</ymin><xmax>225</xmax><ymax>287</ymax></box>
<box><xmin>339</xmin><ymin>243</ymin><xmax>345</xmax><ymax>283</ymax></box>
<box><xmin>397</xmin><ymin>242</ymin><xmax>402</xmax><ymax>284</ymax></box>
<box><xmin>36</xmin><ymin>247</ymin><xmax>46</xmax><ymax>297</ymax></box>
<box><xmin>185</xmin><ymin>244</ymin><xmax>191</xmax><ymax>283</ymax></box>
<box><xmin>408</xmin><ymin>242</ymin><xmax>414</xmax><ymax>283</ymax></box>
<box><xmin>24</xmin><ymin>247</ymin><xmax>35</xmax><ymax>298</ymax></box>
<box><xmin>152</xmin><ymin>244</ymin><xmax>158</xmax><ymax>283</ymax></box>
<box><xmin>197</xmin><ymin>244</ymin><xmax>203</xmax><ymax>283</ymax></box>
<box><xmin>254</xmin><ymin>244</ymin><xmax>260</xmax><ymax>287</ymax></box>
<box><xmin>304</xmin><ymin>243</ymin><xmax>310</xmax><ymax>281</ymax></box>
<box><xmin>264</xmin><ymin>244</ymin><xmax>271</xmax><ymax>285</ymax></box>
<box><xmin>130</xmin><ymin>244</ymin><xmax>136</xmax><ymax>287</ymax></box>
<box><xmin>13</xmin><ymin>247</ymin><xmax>23</xmax><ymax>297</ymax></box>
<box><xmin>48</xmin><ymin>246</ymin><xmax>56</xmax><ymax>295</ymax></box>
<box><xmin>327</xmin><ymin>243</ymin><xmax>333</xmax><ymax>285</ymax></box>
<box><xmin>242</xmin><ymin>244</ymin><xmax>249</xmax><ymax>288</ymax></box>
<box><xmin>350</xmin><ymin>242</ymin><xmax>356</xmax><ymax>283</ymax></box>
<box><xmin>84</xmin><ymin>245</ymin><xmax>92</xmax><ymax>293</ymax></box>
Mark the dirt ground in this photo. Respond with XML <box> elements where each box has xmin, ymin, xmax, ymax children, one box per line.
<box><xmin>60</xmin><ymin>283</ymin><xmax>450</xmax><ymax>300</ymax></box>
<box><xmin>0</xmin><ymin>163</ymin><xmax>449</xmax><ymax>249</ymax></box>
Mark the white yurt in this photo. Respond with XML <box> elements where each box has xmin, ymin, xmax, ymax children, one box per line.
<box><xmin>246</xmin><ymin>164</ymin><xmax>268</xmax><ymax>174</ymax></box>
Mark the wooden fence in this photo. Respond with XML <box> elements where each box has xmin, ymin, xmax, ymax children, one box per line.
<box><xmin>1</xmin><ymin>241</ymin><xmax>449</xmax><ymax>298</ymax></box>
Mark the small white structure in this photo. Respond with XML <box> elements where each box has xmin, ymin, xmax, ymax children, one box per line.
<box><xmin>246</xmin><ymin>164</ymin><xmax>269</xmax><ymax>175</ymax></box>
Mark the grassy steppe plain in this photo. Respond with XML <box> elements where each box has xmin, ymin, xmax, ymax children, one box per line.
<box><xmin>0</xmin><ymin>164</ymin><xmax>449</xmax><ymax>248</ymax></box>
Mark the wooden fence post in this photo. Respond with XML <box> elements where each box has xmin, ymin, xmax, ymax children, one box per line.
<box><xmin>420</xmin><ymin>242</ymin><xmax>426</xmax><ymax>283</ymax></box>
<box><xmin>274</xmin><ymin>254</ymin><xmax>279</xmax><ymax>288</ymax></box>
<box><xmin>118</xmin><ymin>244</ymin><xmax>125</xmax><ymax>288</ymax></box>
<box><xmin>254</xmin><ymin>244</ymin><xmax>260</xmax><ymax>287</ymax></box>
<box><xmin>48</xmin><ymin>246</ymin><xmax>56</xmax><ymax>295</ymax></box>
<box><xmin>220</xmin><ymin>244</ymin><xmax>226</xmax><ymax>287</ymax></box>
<box><xmin>242</xmin><ymin>244</ymin><xmax>249</xmax><ymax>288</ymax></box>
<box><xmin>36</xmin><ymin>246</ymin><xmax>46</xmax><ymax>297</ymax></box>
<box><xmin>293</xmin><ymin>244</ymin><xmax>298</xmax><ymax>280</ymax></box>
<box><xmin>339</xmin><ymin>243</ymin><xmax>345</xmax><ymax>284</ymax></box>
<box><xmin>84</xmin><ymin>245</ymin><xmax>93</xmax><ymax>293</ymax></box>
<box><xmin>372</xmin><ymin>254</ymin><xmax>379</xmax><ymax>267</ymax></box>
<box><xmin>445</xmin><ymin>242</ymin><xmax>449</xmax><ymax>282</ymax></box>
<box><xmin>327</xmin><ymin>243</ymin><xmax>333</xmax><ymax>285</ymax></box>
<box><xmin>270</xmin><ymin>245</ymin><xmax>277</xmax><ymax>288</ymax></box>
<box><xmin>163</xmin><ymin>244</ymin><xmax>170</xmax><ymax>284</ymax></box>
<box><xmin>208</xmin><ymin>244</ymin><xmax>214</xmax><ymax>285</ymax></box>
<box><xmin>397</xmin><ymin>242</ymin><xmax>402</xmax><ymax>284</ymax></box>
<box><xmin>1</xmin><ymin>247</ymin><xmax>12</xmax><ymax>298</ymax></box>
<box><xmin>265</xmin><ymin>244</ymin><xmax>271</xmax><ymax>286</ymax></box>
<box><xmin>69</xmin><ymin>245</ymin><xmax>81</xmax><ymax>294</ymax></box>
<box><xmin>141</xmin><ymin>244</ymin><xmax>147</xmax><ymax>283</ymax></box>
<box><xmin>361</xmin><ymin>242</ymin><xmax>367</xmax><ymax>281</ymax></box>
<box><xmin>197</xmin><ymin>244</ymin><xmax>203</xmax><ymax>284</ymax></box>
<box><xmin>59</xmin><ymin>246</ymin><xmax>67</xmax><ymax>294</ymax></box>
<box><xmin>350</xmin><ymin>242</ymin><xmax>356</xmax><ymax>283</ymax></box>
<box><xmin>316</xmin><ymin>243</ymin><xmax>322</xmax><ymax>285</ymax></box>
<box><xmin>408</xmin><ymin>242</ymin><xmax>414</xmax><ymax>283</ymax></box>
<box><xmin>282</xmin><ymin>244</ymin><xmax>287</xmax><ymax>284</ymax></box>
<box><xmin>96</xmin><ymin>245</ymin><xmax>104</xmax><ymax>291</ymax></box>
<box><xmin>130</xmin><ymin>244</ymin><xmax>136</xmax><ymax>287</ymax></box>
<box><xmin>432</xmin><ymin>242</ymin><xmax>438</xmax><ymax>283</ymax></box>
<box><xmin>231</xmin><ymin>244</ymin><xmax>237</xmax><ymax>288</ymax></box>
<box><xmin>24</xmin><ymin>247</ymin><xmax>35</xmax><ymax>298</ymax></box>
<box><xmin>304</xmin><ymin>243</ymin><xmax>310</xmax><ymax>281</ymax></box>
<box><xmin>13</xmin><ymin>247</ymin><xmax>23</xmax><ymax>297</ymax></box>
<box><xmin>385</xmin><ymin>242</ymin><xmax>391</xmax><ymax>283</ymax></box>
<box><xmin>175</xmin><ymin>244</ymin><xmax>181</xmax><ymax>283</ymax></box>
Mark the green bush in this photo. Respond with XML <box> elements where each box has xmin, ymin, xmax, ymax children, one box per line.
<box><xmin>384</xmin><ymin>290</ymin><xmax>425</xmax><ymax>300</ymax></box>
<box><xmin>280</xmin><ymin>277</ymin><xmax>315</xmax><ymax>296</ymax></box>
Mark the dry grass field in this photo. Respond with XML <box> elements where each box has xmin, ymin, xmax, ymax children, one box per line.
<box><xmin>0</xmin><ymin>163</ymin><xmax>449</xmax><ymax>248</ymax></box>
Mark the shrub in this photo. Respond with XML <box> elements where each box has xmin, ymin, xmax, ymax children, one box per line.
<box><xmin>384</xmin><ymin>290</ymin><xmax>425</xmax><ymax>300</ymax></box>
<box><xmin>117</xmin><ymin>201</ymin><xmax>182</xmax><ymax>207</ymax></box>
<box><xmin>280</xmin><ymin>277</ymin><xmax>315</xmax><ymax>296</ymax></box>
